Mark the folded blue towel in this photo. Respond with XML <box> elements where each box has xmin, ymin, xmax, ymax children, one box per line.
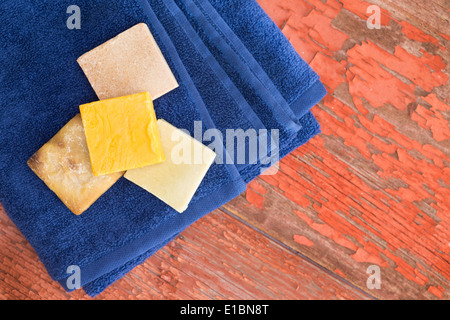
<box><xmin>208</xmin><ymin>0</ymin><xmax>327</xmax><ymax>119</ymax></box>
<box><xmin>0</xmin><ymin>0</ymin><xmax>325</xmax><ymax>296</ymax></box>
<box><xmin>172</xmin><ymin>0</ymin><xmax>325</xmax><ymax>182</ymax></box>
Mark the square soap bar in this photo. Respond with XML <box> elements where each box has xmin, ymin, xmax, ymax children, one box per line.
<box><xmin>124</xmin><ymin>119</ymin><xmax>216</xmax><ymax>213</ymax></box>
<box><xmin>80</xmin><ymin>92</ymin><xmax>165</xmax><ymax>176</ymax></box>
<box><xmin>77</xmin><ymin>23</ymin><xmax>179</xmax><ymax>100</ymax></box>
<box><xmin>27</xmin><ymin>114</ymin><xmax>123</xmax><ymax>215</ymax></box>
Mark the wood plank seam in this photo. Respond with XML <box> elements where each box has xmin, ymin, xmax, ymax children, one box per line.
<box><xmin>220</xmin><ymin>207</ymin><xmax>378</xmax><ymax>300</ymax></box>
<box><xmin>226</xmin><ymin>0</ymin><xmax>450</xmax><ymax>299</ymax></box>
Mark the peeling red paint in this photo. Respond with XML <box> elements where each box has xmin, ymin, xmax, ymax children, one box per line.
<box><xmin>310</xmin><ymin>52</ymin><xmax>347</xmax><ymax>92</ymax></box>
<box><xmin>412</xmin><ymin>94</ymin><xmax>450</xmax><ymax>142</ymax></box>
<box><xmin>399</xmin><ymin>20</ymin><xmax>439</xmax><ymax>44</ymax></box>
<box><xmin>351</xmin><ymin>248</ymin><xmax>385</xmax><ymax>265</ymax></box>
<box><xmin>294</xmin><ymin>235</ymin><xmax>315</xmax><ymax>247</ymax></box>
<box><xmin>428</xmin><ymin>285</ymin><xmax>444</xmax><ymax>299</ymax></box>
<box><xmin>248</xmin><ymin>180</ymin><xmax>267</xmax><ymax>195</ymax></box>
<box><xmin>234</xmin><ymin>0</ymin><xmax>450</xmax><ymax>299</ymax></box>
<box><xmin>246</xmin><ymin>189</ymin><xmax>265</xmax><ymax>210</ymax></box>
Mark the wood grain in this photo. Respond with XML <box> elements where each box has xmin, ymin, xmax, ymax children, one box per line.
<box><xmin>1</xmin><ymin>0</ymin><xmax>449</xmax><ymax>300</ymax></box>
<box><xmin>226</xmin><ymin>0</ymin><xmax>449</xmax><ymax>300</ymax></box>
<box><xmin>0</xmin><ymin>205</ymin><xmax>370</xmax><ymax>300</ymax></box>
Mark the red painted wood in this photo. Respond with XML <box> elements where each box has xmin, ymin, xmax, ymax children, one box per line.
<box><xmin>224</xmin><ymin>0</ymin><xmax>449</xmax><ymax>300</ymax></box>
<box><xmin>1</xmin><ymin>0</ymin><xmax>449</xmax><ymax>300</ymax></box>
<box><xmin>0</xmin><ymin>206</ymin><xmax>370</xmax><ymax>299</ymax></box>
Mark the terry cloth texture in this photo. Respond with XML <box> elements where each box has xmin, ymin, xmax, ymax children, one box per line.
<box><xmin>0</xmin><ymin>0</ymin><xmax>326</xmax><ymax>296</ymax></box>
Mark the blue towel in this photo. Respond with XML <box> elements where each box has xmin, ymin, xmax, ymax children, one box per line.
<box><xmin>0</xmin><ymin>0</ymin><xmax>325</xmax><ymax>296</ymax></box>
<box><xmin>170</xmin><ymin>0</ymin><xmax>325</xmax><ymax>182</ymax></box>
<box><xmin>207</xmin><ymin>0</ymin><xmax>327</xmax><ymax>119</ymax></box>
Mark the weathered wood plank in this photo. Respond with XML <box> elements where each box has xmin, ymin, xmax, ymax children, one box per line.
<box><xmin>1</xmin><ymin>0</ymin><xmax>448</xmax><ymax>300</ymax></box>
<box><xmin>0</xmin><ymin>205</ymin><xmax>371</xmax><ymax>299</ymax></box>
<box><xmin>370</xmin><ymin>0</ymin><xmax>450</xmax><ymax>39</ymax></box>
<box><xmin>225</xmin><ymin>0</ymin><xmax>449</xmax><ymax>300</ymax></box>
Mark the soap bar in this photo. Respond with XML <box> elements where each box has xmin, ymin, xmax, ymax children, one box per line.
<box><xmin>77</xmin><ymin>23</ymin><xmax>179</xmax><ymax>100</ymax></box>
<box><xmin>27</xmin><ymin>114</ymin><xmax>123</xmax><ymax>215</ymax></box>
<box><xmin>80</xmin><ymin>92</ymin><xmax>165</xmax><ymax>176</ymax></box>
<box><xmin>124</xmin><ymin>119</ymin><xmax>216</xmax><ymax>213</ymax></box>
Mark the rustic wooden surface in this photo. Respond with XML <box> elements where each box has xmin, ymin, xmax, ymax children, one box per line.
<box><xmin>0</xmin><ymin>206</ymin><xmax>371</xmax><ymax>300</ymax></box>
<box><xmin>1</xmin><ymin>0</ymin><xmax>449</xmax><ymax>300</ymax></box>
<box><xmin>224</xmin><ymin>0</ymin><xmax>449</xmax><ymax>300</ymax></box>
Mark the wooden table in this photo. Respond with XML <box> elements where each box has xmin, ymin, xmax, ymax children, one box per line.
<box><xmin>1</xmin><ymin>0</ymin><xmax>449</xmax><ymax>300</ymax></box>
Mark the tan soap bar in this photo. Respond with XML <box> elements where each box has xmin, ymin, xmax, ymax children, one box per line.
<box><xmin>124</xmin><ymin>119</ymin><xmax>216</xmax><ymax>213</ymax></box>
<box><xmin>77</xmin><ymin>23</ymin><xmax>179</xmax><ymax>100</ymax></box>
<box><xmin>27</xmin><ymin>114</ymin><xmax>124</xmax><ymax>215</ymax></box>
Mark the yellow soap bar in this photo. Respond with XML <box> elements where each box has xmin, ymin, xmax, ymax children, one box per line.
<box><xmin>77</xmin><ymin>23</ymin><xmax>179</xmax><ymax>101</ymax></box>
<box><xmin>80</xmin><ymin>92</ymin><xmax>165</xmax><ymax>176</ymax></box>
<box><xmin>27</xmin><ymin>114</ymin><xmax>123</xmax><ymax>215</ymax></box>
<box><xmin>124</xmin><ymin>119</ymin><xmax>216</xmax><ymax>213</ymax></box>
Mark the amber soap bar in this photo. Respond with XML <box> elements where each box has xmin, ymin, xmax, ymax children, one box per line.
<box><xmin>77</xmin><ymin>23</ymin><xmax>179</xmax><ymax>100</ymax></box>
<box><xmin>80</xmin><ymin>92</ymin><xmax>165</xmax><ymax>176</ymax></box>
<box><xmin>27</xmin><ymin>114</ymin><xmax>123</xmax><ymax>215</ymax></box>
<box><xmin>124</xmin><ymin>119</ymin><xmax>216</xmax><ymax>213</ymax></box>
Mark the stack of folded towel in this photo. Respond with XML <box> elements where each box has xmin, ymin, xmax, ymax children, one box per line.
<box><xmin>0</xmin><ymin>0</ymin><xmax>326</xmax><ymax>296</ymax></box>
